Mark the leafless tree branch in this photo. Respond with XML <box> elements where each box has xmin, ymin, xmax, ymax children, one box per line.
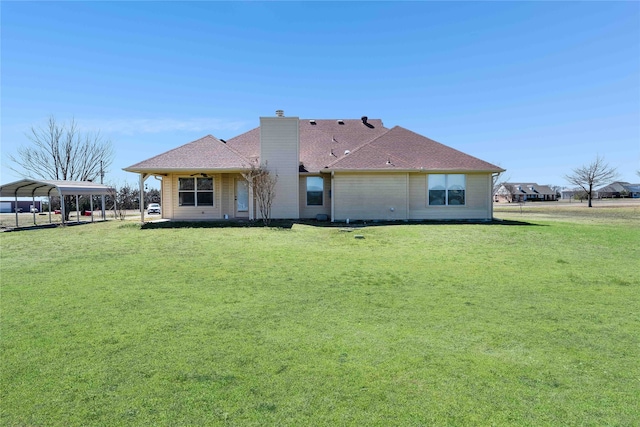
<box><xmin>565</xmin><ymin>155</ymin><xmax>618</xmax><ymax>207</ymax></box>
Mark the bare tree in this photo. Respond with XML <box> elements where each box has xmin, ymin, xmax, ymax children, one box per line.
<box><xmin>491</xmin><ymin>172</ymin><xmax>505</xmax><ymax>197</ymax></box>
<box><xmin>242</xmin><ymin>162</ymin><xmax>277</xmax><ymax>226</ymax></box>
<box><xmin>547</xmin><ymin>184</ymin><xmax>562</xmax><ymax>201</ymax></box>
<box><xmin>565</xmin><ymin>155</ymin><xmax>618</xmax><ymax>207</ymax></box>
<box><xmin>495</xmin><ymin>181</ymin><xmax>516</xmax><ymax>203</ymax></box>
<box><xmin>9</xmin><ymin>116</ymin><xmax>114</xmax><ymax>219</ymax></box>
<box><xmin>106</xmin><ymin>186</ymin><xmax>125</xmax><ymax>220</ymax></box>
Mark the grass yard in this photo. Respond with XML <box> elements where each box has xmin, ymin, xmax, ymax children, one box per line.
<box><xmin>1</xmin><ymin>205</ymin><xmax>639</xmax><ymax>426</ymax></box>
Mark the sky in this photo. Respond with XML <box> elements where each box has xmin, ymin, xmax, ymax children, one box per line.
<box><xmin>2</xmin><ymin>1</ymin><xmax>639</xmax><ymax>190</ymax></box>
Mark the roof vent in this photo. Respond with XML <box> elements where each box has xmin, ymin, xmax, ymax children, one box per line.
<box><xmin>275</xmin><ymin>110</ymin><xmax>284</xmax><ymax>117</ymax></box>
<box><xmin>337</xmin><ymin>119</ymin><xmax>344</xmax><ymax>125</ymax></box>
<box><xmin>309</xmin><ymin>119</ymin><xmax>316</xmax><ymax>125</ymax></box>
<box><xmin>220</xmin><ymin>139</ymin><xmax>226</xmax><ymax>144</ymax></box>
<box><xmin>361</xmin><ymin>116</ymin><xmax>368</xmax><ymax>124</ymax></box>
<box><xmin>344</xmin><ymin>150</ymin><xmax>350</xmax><ymax>155</ymax></box>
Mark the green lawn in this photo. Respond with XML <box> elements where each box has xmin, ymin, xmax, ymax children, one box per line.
<box><xmin>1</xmin><ymin>206</ymin><xmax>639</xmax><ymax>426</ymax></box>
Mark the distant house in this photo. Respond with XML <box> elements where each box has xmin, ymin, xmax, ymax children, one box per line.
<box><xmin>596</xmin><ymin>182</ymin><xmax>640</xmax><ymax>198</ymax></box>
<box><xmin>0</xmin><ymin>200</ymin><xmax>42</xmax><ymax>213</ymax></box>
<box><xmin>561</xmin><ymin>187</ymin><xmax>587</xmax><ymax>200</ymax></box>
<box><xmin>125</xmin><ymin>112</ymin><xmax>504</xmax><ymax>222</ymax></box>
<box><xmin>494</xmin><ymin>183</ymin><xmax>557</xmax><ymax>203</ymax></box>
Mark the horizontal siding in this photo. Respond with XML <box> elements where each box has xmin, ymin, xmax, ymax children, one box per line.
<box><xmin>334</xmin><ymin>173</ymin><xmax>408</xmax><ymax>221</ymax></box>
<box><xmin>408</xmin><ymin>173</ymin><xmax>492</xmax><ymax>220</ymax></box>
<box><xmin>221</xmin><ymin>175</ymin><xmax>232</xmax><ymax>218</ymax></box>
<box><xmin>169</xmin><ymin>173</ymin><xmax>222</xmax><ymax>220</ymax></box>
<box><xmin>299</xmin><ymin>175</ymin><xmax>331</xmax><ymax>219</ymax></box>
<box><xmin>161</xmin><ymin>176</ymin><xmax>172</xmax><ymax>219</ymax></box>
<box><xmin>260</xmin><ymin>117</ymin><xmax>299</xmax><ymax>219</ymax></box>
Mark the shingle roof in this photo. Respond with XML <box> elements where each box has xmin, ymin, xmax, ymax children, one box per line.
<box><xmin>596</xmin><ymin>182</ymin><xmax>632</xmax><ymax>193</ymax></box>
<box><xmin>223</xmin><ymin>119</ymin><xmax>389</xmax><ymax>172</ymax></box>
<box><xmin>326</xmin><ymin>126</ymin><xmax>502</xmax><ymax>171</ymax></box>
<box><xmin>503</xmin><ymin>183</ymin><xmax>555</xmax><ymax>195</ymax></box>
<box><xmin>124</xmin><ymin>135</ymin><xmax>249</xmax><ymax>172</ymax></box>
<box><xmin>125</xmin><ymin>118</ymin><xmax>503</xmax><ymax>174</ymax></box>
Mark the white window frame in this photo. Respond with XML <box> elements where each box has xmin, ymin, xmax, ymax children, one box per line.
<box><xmin>178</xmin><ymin>176</ymin><xmax>214</xmax><ymax>207</ymax></box>
<box><xmin>428</xmin><ymin>174</ymin><xmax>466</xmax><ymax>206</ymax></box>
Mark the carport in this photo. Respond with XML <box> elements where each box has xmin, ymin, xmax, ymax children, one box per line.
<box><xmin>0</xmin><ymin>179</ymin><xmax>115</xmax><ymax>228</ymax></box>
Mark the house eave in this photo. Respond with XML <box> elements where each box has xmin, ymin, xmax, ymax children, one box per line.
<box><xmin>321</xmin><ymin>168</ymin><xmax>505</xmax><ymax>174</ymax></box>
<box><xmin>123</xmin><ymin>167</ymin><xmax>251</xmax><ymax>174</ymax></box>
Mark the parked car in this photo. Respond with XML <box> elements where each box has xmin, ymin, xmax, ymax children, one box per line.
<box><xmin>147</xmin><ymin>203</ymin><xmax>161</xmax><ymax>214</ymax></box>
<box><xmin>30</xmin><ymin>207</ymin><xmax>39</xmax><ymax>213</ymax></box>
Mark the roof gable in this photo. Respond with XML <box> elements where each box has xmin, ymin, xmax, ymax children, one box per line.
<box><xmin>124</xmin><ymin>135</ymin><xmax>250</xmax><ymax>172</ymax></box>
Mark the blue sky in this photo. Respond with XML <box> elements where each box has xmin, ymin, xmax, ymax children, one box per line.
<box><xmin>2</xmin><ymin>1</ymin><xmax>639</xmax><ymax>189</ymax></box>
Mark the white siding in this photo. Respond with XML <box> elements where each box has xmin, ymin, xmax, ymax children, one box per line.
<box><xmin>260</xmin><ymin>117</ymin><xmax>300</xmax><ymax>219</ymax></box>
<box><xmin>333</xmin><ymin>173</ymin><xmax>408</xmax><ymax>221</ymax></box>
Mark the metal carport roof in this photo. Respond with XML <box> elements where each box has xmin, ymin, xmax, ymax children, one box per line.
<box><xmin>0</xmin><ymin>179</ymin><xmax>115</xmax><ymax>228</ymax></box>
<box><xmin>0</xmin><ymin>179</ymin><xmax>113</xmax><ymax>198</ymax></box>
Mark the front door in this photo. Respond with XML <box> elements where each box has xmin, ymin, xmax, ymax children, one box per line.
<box><xmin>235</xmin><ymin>179</ymin><xmax>249</xmax><ymax>218</ymax></box>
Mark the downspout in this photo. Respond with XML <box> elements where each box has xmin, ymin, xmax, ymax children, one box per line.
<box><xmin>154</xmin><ymin>175</ymin><xmax>163</xmax><ymax>219</ymax></box>
<box><xmin>139</xmin><ymin>173</ymin><xmax>148</xmax><ymax>223</ymax></box>
<box><xmin>491</xmin><ymin>173</ymin><xmax>500</xmax><ymax>220</ymax></box>
<box><xmin>406</xmin><ymin>173</ymin><xmax>410</xmax><ymax>220</ymax></box>
<box><xmin>330</xmin><ymin>171</ymin><xmax>335</xmax><ymax>222</ymax></box>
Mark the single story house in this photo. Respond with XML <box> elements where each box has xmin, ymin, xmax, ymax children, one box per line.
<box><xmin>494</xmin><ymin>183</ymin><xmax>557</xmax><ymax>203</ymax></box>
<box><xmin>0</xmin><ymin>199</ymin><xmax>42</xmax><ymax>213</ymax></box>
<box><xmin>561</xmin><ymin>187</ymin><xmax>587</xmax><ymax>200</ymax></box>
<box><xmin>124</xmin><ymin>112</ymin><xmax>504</xmax><ymax>222</ymax></box>
<box><xmin>596</xmin><ymin>182</ymin><xmax>640</xmax><ymax>198</ymax></box>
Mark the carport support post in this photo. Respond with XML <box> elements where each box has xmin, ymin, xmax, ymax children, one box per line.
<box><xmin>32</xmin><ymin>195</ymin><xmax>37</xmax><ymax>225</ymax></box>
<box><xmin>59</xmin><ymin>189</ymin><xmax>65</xmax><ymax>225</ymax></box>
<box><xmin>76</xmin><ymin>195</ymin><xmax>80</xmax><ymax>223</ymax></box>
<box><xmin>90</xmin><ymin>196</ymin><xmax>94</xmax><ymax>223</ymax></box>
<box><xmin>14</xmin><ymin>193</ymin><xmax>18</xmax><ymax>228</ymax></box>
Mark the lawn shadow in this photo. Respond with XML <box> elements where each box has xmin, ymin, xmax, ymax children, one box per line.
<box><xmin>141</xmin><ymin>218</ymin><xmax>543</xmax><ymax>230</ymax></box>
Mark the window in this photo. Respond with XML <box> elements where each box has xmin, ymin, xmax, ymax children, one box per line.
<box><xmin>428</xmin><ymin>174</ymin><xmax>465</xmax><ymax>206</ymax></box>
<box><xmin>179</xmin><ymin>177</ymin><xmax>214</xmax><ymax>207</ymax></box>
<box><xmin>306</xmin><ymin>176</ymin><xmax>324</xmax><ymax>206</ymax></box>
